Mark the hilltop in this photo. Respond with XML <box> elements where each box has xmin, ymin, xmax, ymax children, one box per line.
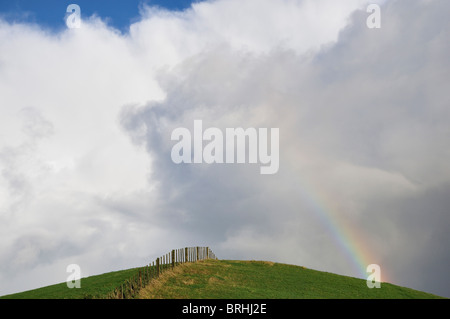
<box><xmin>1</xmin><ymin>259</ymin><xmax>443</xmax><ymax>299</ymax></box>
<box><xmin>138</xmin><ymin>259</ymin><xmax>443</xmax><ymax>299</ymax></box>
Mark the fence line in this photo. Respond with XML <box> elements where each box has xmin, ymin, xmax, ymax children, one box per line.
<box><xmin>105</xmin><ymin>246</ymin><xmax>217</xmax><ymax>299</ymax></box>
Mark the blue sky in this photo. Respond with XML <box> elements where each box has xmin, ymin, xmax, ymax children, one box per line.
<box><xmin>0</xmin><ymin>0</ymin><xmax>197</xmax><ymax>32</ymax></box>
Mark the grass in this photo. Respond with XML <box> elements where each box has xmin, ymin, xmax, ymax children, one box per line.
<box><xmin>1</xmin><ymin>259</ymin><xmax>445</xmax><ymax>299</ymax></box>
<box><xmin>0</xmin><ymin>267</ymin><xmax>143</xmax><ymax>299</ymax></box>
<box><xmin>139</xmin><ymin>259</ymin><xmax>444</xmax><ymax>299</ymax></box>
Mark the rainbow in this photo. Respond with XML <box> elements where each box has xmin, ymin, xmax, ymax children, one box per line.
<box><xmin>295</xmin><ymin>174</ymin><xmax>387</xmax><ymax>283</ymax></box>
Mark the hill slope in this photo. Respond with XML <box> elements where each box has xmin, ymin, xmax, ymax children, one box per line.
<box><xmin>139</xmin><ymin>259</ymin><xmax>443</xmax><ymax>299</ymax></box>
<box><xmin>1</xmin><ymin>259</ymin><xmax>444</xmax><ymax>299</ymax></box>
<box><xmin>0</xmin><ymin>267</ymin><xmax>142</xmax><ymax>299</ymax></box>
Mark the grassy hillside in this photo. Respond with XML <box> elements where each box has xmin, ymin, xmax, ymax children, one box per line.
<box><xmin>139</xmin><ymin>259</ymin><xmax>443</xmax><ymax>299</ymax></box>
<box><xmin>0</xmin><ymin>267</ymin><xmax>142</xmax><ymax>299</ymax></box>
<box><xmin>1</xmin><ymin>259</ymin><xmax>444</xmax><ymax>299</ymax></box>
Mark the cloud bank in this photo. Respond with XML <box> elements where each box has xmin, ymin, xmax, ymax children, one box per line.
<box><xmin>0</xmin><ymin>0</ymin><xmax>449</xmax><ymax>297</ymax></box>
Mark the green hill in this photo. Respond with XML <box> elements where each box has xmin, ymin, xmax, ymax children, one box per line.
<box><xmin>0</xmin><ymin>266</ymin><xmax>143</xmax><ymax>299</ymax></box>
<box><xmin>138</xmin><ymin>259</ymin><xmax>443</xmax><ymax>299</ymax></box>
<box><xmin>1</xmin><ymin>259</ymin><xmax>444</xmax><ymax>299</ymax></box>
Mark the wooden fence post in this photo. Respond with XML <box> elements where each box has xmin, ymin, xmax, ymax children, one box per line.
<box><xmin>156</xmin><ymin>257</ymin><xmax>160</xmax><ymax>276</ymax></box>
<box><xmin>172</xmin><ymin>249</ymin><xmax>175</xmax><ymax>268</ymax></box>
<box><xmin>110</xmin><ymin>247</ymin><xmax>218</xmax><ymax>299</ymax></box>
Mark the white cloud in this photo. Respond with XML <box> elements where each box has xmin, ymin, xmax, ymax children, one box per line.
<box><xmin>0</xmin><ymin>0</ymin><xmax>449</xmax><ymax>298</ymax></box>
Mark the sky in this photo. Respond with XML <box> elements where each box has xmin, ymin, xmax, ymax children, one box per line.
<box><xmin>0</xmin><ymin>0</ymin><xmax>197</xmax><ymax>32</ymax></box>
<box><xmin>0</xmin><ymin>0</ymin><xmax>449</xmax><ymax>298</ymax></box>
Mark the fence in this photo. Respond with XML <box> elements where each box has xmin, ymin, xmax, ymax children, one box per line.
<box><xmin>105</xmin><ymin>246</ymin><xmax>217</xmax><ymax>299</ymax></box>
